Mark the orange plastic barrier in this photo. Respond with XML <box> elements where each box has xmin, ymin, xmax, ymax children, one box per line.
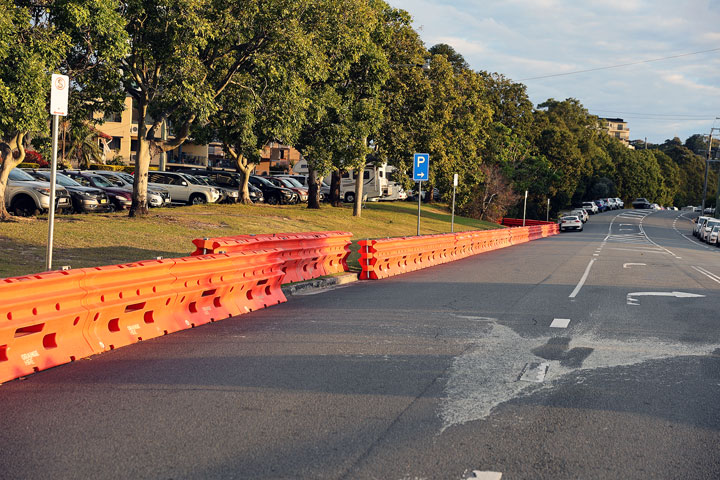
<box><xmin>170</xmin><ymin>250</ymin><xmax>285</xmax><ymax>329</ymax></box>
<box><xmin>81</xmin><ymin>259</ymin><xmax>179</xmax><ymax>352</ymax></box>
<box><xmin>501</xmin><ymin>218</ymin><xmax>556</xmax><ymax>227</ymax></box>
<box><xmin>0</xmin><ymin>270</ymin><xmax>93</xmax><ymax>383</ymax></box>
<box><xmin>360</xmin><ymin>225</ymin><xmax>559</xmax><ymax>280</ymax></box>
<box><xmin>191</xmin><ymin>231</ymin><xmax>352</xmax><ymax>284</ymax></box>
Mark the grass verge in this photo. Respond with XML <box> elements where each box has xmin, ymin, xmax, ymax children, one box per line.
<box><xmin>0</xmin><ymin>200</ymin><xmax>501</xmax><ymax>278</ymax></box>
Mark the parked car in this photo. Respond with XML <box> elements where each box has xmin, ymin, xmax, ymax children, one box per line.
<box><xmin>559</xmin><ymin>215</ymin><xmax>583</xmax><ymax>232</ymax></box>
<box><xmin>201</xmin><ymin>171</ymin><xmax>264</xmax><ymax>203</ymax></box>
<box><xmin>605</xmin><ymin>198</ymin><xmax>618</xmax><ymax>210</ymax></box>
<box><xmin>632</xmin><ymin>198</ymin><xmax>652</xmax><ymax>209</ymax></box>
<box><xmin>701</xmin><ymin>219</ymin><xmax>720</xmax><ymax>242</ymax></box>
<box><xmin>62</xmin><ymin>171</ymin><xmax>133</xmax><ymax>211</ymax></box>
<box><xmin>594</xmin><ymin>199</ymin><xmax>608</xmax><ymax>212</ymax></box>
<box><xmin>25</xmin><ymin>170</ymin><xmax>111</xmax><ymax>213</ymax></box>
<box><xmin>274</xmin><ymin>174</ymin><xmax>326</xmax><ymax>202</ymax></box>
<box><xmin>91</xmin><ymin>170</ymin><xmax>171</xmax><ymax>207</ymax></box>
<box><xmin>265</xmin><ymin>176</ymin><xmax>308</xmax><ymax>203</ymax></box>
<box><xmin>191</xmin><ymin>174</ymin><xmax>239</xmax><ymax>203</ymax></box>
<box><xmin>708</xmin><ymin>224</ymin><xmax>720</xmax><ymax>245</ymax></box>
<box><xmin>694</xmin><ymin>216</ymin><xmax>710</xmax><ymax>237</ymax></box>
<box><xmin>146</xmin><ymin>171</ymin><xmax>220</xmax><ymax>205</ymax></box>
<box><xmin>5</xmin><ymin>168</ymin><xmax>71</xmax><ymax>216</ymax></box>
<box><xmin>571</xmin><ymin>208</ymin><xmax>589</xmax><ymax>223</ymax></box>
<box><xmin>614</xmin><ymin>197</ymin><xmax>624</xmax><ymax>209</ymax></box>
<box><xmin>582</xmin><ymin>201</ymin><xmax>598</xmax><ymax>214</ymax></box>
<box><xmin>249</xmin><ymin>175</ymin><xmax>296</xmax><ymax>205</ymax></box>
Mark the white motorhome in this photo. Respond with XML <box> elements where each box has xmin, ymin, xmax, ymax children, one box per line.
<box><xmin>292</xmin><ymin>160</ymin><xmax>392</xmax><ymax>202</ymax></box>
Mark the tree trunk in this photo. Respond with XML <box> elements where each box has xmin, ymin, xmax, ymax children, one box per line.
<box><xmin>129</xmin><ymin>101</ymin><xmax>150</xmax><ymax>217</ymax></box>
<box><xmin>330</xmin><ymin>170</ymin><xmax>341</xmax><ymax>207</ymax></box>
<box><xmin>307</xmin><ymin>167</ymin><xmax>321</xmax><ymax>209</ymax></box>
<box><xmin>0</xmin><ymin>133</ymin><xmax>27</xmax><ymax>221</ymax></box>
<box><xmin>236</xmin><ymin>164</ymin><xmax>253</xmax><ymax>205</ymax></box>
<box><xmin>353</xmin><ymin>162</ymin><xmax>365</xmax><ymax>217</ymax></box>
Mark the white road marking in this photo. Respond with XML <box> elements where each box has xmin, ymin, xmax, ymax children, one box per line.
<box><xmin>550</xmin><ymin>318</ymin><xmax>571</xmax><ymax>328</ymax></box>
<box><xmin>453</xmin><ymin>315</ymin><xmax>499</xmax><ymax>322</ymax></box>
<box><xmin>569</xmin><ymin>258</ymin><xmax>596</xmax><ymax>298</ymax></box>
<box><xmin>466</xmin><ymin>471</ymin><xmax>502</xmax><ymax>480</ymax></box>
<box><xmin>623</xmin><ymin>263</ymin><xmax>646</xmax><ymax>268</ymax></box>
<box><xmin>626</xmin><ymin>291</ymin><xmax>705</xmax><ymax>305</ymax></box>
<box><xmin>692</xmin><ymin>265</ymin><xmax>720</xmax><ymax>285</ymax></box>
<box><xmin>609</xmin><ymin>247</ymin><xmax>668</xmax><ymax>254</ymax></box>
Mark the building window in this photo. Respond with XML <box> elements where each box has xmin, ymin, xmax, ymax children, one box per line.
<box><xmin>105</xmin><ymin>112</ymin><xmax>122</xmax><ymax>123</ymax></box>
<box><xmin>617</xmin><ymin>124</ymin><xmax>623</xmax><ymax>130</ymax></box>
<box><xmin>108</xmin><ymin>137</ymin><xmax>121</xmax><ymax>150</ymax></box>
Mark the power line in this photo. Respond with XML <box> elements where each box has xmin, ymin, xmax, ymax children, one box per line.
<box><xmin>589</xmin><ymin>109</ymin><xmax>718</xmax><ymax>118</ymax></box>
<box><xmin>519</xmin><ymin>47</ymin><xmax>720</xmax><ymax>81</ymax></box>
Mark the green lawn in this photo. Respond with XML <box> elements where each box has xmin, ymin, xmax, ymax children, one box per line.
<box><xmin>0</xmin><ymin>200</ymin><xmax>501</xmax><ymax>278</ymax></box>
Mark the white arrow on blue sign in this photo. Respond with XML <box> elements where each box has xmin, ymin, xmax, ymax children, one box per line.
<box><xmin>413</xmin><ymin>153</ymin><xmax>429</xmax><ymax>182</ymax></box>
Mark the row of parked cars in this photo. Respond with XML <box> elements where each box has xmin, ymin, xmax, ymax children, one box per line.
<box><xmin>558</xmin><ymin>198</ymin><xmax>625</xmax><ymax>232</ymax></box>
<box><xmin>693</xmin><ymin>216</ymin><xmax>720</xmax><ymax>245</ymax></box>
<box><xmin>581</xmin><ymin>197</ymin><xmax>624</xmax><ymax>214</ymax></box>
<box><xmin>3</xmin><ymin>167</ymin><xmax>331</xmax><ymax>216</ymax></box>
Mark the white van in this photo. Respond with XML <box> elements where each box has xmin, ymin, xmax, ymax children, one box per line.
<box><xmin>292</xmin><ymin>160</ymin><xmax>392</xmax><ymax>202</ymax></box>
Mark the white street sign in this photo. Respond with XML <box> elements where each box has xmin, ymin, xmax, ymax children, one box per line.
<box><xmin>50</xmin><ymin>74</ymin><xmax>69</xmax><ymax>116</ymax></box>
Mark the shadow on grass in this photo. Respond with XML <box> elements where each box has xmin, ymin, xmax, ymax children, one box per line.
<box><xmin>0</xmin><ymin>240</ymin><xmax>184</xmax><ymax>278</ymax></box>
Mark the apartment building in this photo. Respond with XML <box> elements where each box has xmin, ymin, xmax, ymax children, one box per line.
<box><xmin>96</xmin><ymin>98</ymin><xmax>302</xmax><ymax>171</ymax></box>
<box><xmin>601</xmin><ymin>117</ymin><xmax>632</xmax><ymax>147</ymax></box>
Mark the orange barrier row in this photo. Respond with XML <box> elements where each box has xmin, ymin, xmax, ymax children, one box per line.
<box><xmin>359</xmin><ymin>224</ymin><xmax>559</xmax><ymax>280</ymax></box>
<box><xmin>501</xmin><ymin>218</ymin><xmax>557</xmax><ymax>227</ymax></box>
<box><xmin>0</xmin><ymin>249</ymin><xmax>285</xmax><ymax>384</ymax></box>
<box><xmin>191</xmin><ymin>231</ymin><xmax>352</xmax><ymax>283</ymax></box>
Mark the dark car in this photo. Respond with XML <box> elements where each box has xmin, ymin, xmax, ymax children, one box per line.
<box><xmin>594</xmin><ymin>199</ymin><xmax>608</xmax><ymax>212</ymax></box>
<box><xmin>249</xmin><ymin>175</ymin><xmax>296</xmax><ymax>205</ymax></box>
<box><xmin>91</xmin><ymin>170</ymin><xmax>171</xmax><ymax>207</ymax></box>
<box><xmin>263</xmin><ymin>176</ymin><xmax>307</xmax><ymax>203</ymax></box>
<box><xmin>632</xmin><ymin>197</ymin><xmax>652</xmax><ymax>209</ymax></box>
<box><xmin>202</xmin><ymin>171</ymin><xmax>264</xmax><ymax>203</ymax></box>
<box><xmin>25</xmin><ymin>170</ymin><xmax>111</xmax><ymax>213</ymax></box>
<box><xmin>62</xmin><ymin>170</ymin><xmax>133</xmax><ymax>211</ymax></box>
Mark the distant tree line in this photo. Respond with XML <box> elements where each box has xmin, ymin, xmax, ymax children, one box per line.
<box><xmin>0</xmin><ymin>0</ymin><xmax>713</xmax><ymax>221</ymax></box>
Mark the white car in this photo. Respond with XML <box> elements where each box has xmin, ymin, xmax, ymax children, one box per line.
<box><xmin>559</xmin><ymin>215</ymin><xmax>583</xmax><ymax>232</ymax></box>
<box><xmin>709</xmin><ymin>225</ymin><xmax>720</xmax><ymax>245</ymax></box>
<box><xmin>701</xmin><ymin>219</ymin><xmax>720</xmax><ymax>242</ymax></box>
<box><xmin>582</xmin><ymin>201</ymin><xmax>598</xmax><ymax>214</ymax></box>
<box><xmin>147</xmin><ymin>171</ymin><xmax>221</xmax><ymax>205</ymax></box>
<box><xmin>571</xmin><ymin>209</ymin><xmax>589</xmax><ymax>223</ymax></box>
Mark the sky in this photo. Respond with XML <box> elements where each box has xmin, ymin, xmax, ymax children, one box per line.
<box><xmin>388</xmin><ymin>0</ymin><xmax>720</xmax><ymax>145</ymax></box>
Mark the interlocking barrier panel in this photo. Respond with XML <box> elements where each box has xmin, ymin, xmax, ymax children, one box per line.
<box><xmin>0</xmin><ymin>270</ymin><xmax>94</xmax><ymax>383</ymax></box>
<box><xmin>191</xmin><ymin>231</ymin><xmax>352</xmax><ymax>283</ymax></box>
<box><xmin>359</xmin><ymin>222</ymin><xmax>559</xmax><ymax>280</ymax></box>
<box><xmin>501</xmin><ymin>218</ymin><xmax>557</xmax><ymax>227</ymax></box>
<box><xmin>0</xmin><ymin>249</ymin><xmax>286</xmax><ymax>385</ymax></box>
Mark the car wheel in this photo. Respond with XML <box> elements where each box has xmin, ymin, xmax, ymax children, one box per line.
<box><xmin>189</xmin><ymin>194</ymin><xmax>207</xmax><ymax>205</ymax></box>
<box><xmin>11</xmin><ymin>196</ymin><xmax>39</xmax><ymax>217</ymax></box>
<box><xmin>266</xmin><ymin>195</ymin><xmax>279</xmax><ymax>205</ymax></box>
<box><xmin>345</xmin><ymin>192</ymin><xmax>355</xmax><ymax>203</ymax></box>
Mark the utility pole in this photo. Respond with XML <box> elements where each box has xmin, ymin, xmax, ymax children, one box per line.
<box><xmin>702</xmin><ymin>126</ymin><xmax>720</xmax><ymax>213</ymax></box>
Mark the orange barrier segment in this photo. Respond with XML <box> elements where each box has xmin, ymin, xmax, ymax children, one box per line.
<box><xmin>81</xmin><ymin>259</ymin><xmax>178</xmax><ymax>353</ymax></box>
<box><xmin>360</xmin><ymin>224</ymin><xmax>559</xmax><ymax>280</ymax></box>
<box><xmin>0</xmin><ymin>270</ymin><xmax>93</xmax><ymax>383</ymax></box>
<box><xmin>191</xmin><ymin>231</ymin><xmax>352</xmax><ymax>284</ymax></box>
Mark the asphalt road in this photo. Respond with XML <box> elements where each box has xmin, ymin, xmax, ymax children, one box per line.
<box><xmin>2</xmin><ymin>209</ymin><xmax>720</xmax><ymax>480</ymax></box>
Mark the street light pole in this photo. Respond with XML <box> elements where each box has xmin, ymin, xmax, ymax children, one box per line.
<box><xmin>702</xmin><ymin>121</ymin><xmax>720</xmax><ymax>213</ymax></box>
<box><xmin>522</xmin><ymin>190</ymin><xmax>528</xmax><ymax>227</ymax></box>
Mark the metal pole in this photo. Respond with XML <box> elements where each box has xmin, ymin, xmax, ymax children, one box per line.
<box><xmin>546</xmin><ymin>198</ymin><xmax>550</xmax><ymax>222</ymax></box>
<box><xmin>703</xmin><ymin>131</ymin><xmax>713</xmax><ymax>213</ymax></box>
<box><xmin>46</xmin><ymin>114</ymin><xmax>59</xmax><ymax>271</ymax></box>
<box><xmin>451</xmin><ymin>184</ymin><xmax>456</xmax><ymax>233</ymax></box>
<box><xmin>522</xmin><ymin>190</ymin><xmax>528</xmax><ymax>227</ymax></box>
<box><xmin>416</xmin><ymin>182</ymin><xmax>422</xmax><ymax>236</ymax></box>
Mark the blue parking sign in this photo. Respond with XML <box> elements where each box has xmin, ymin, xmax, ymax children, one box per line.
<box><xmin>413</xmin><ymin>153</ymin><xmax>429</xmax><ymax>182</ymax></box>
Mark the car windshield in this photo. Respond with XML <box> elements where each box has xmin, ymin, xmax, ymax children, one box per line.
<box><xmin>89</xmin><ymin>175</ymin><xmax>113</xmax><ymax>188</ymax></box>
<box><xmin>117</xmin><ymin>172</ymin><xmax>134</xmax><ymax>183</ymax></box>
<box><xmin>283</xmin><ymin>177</ymin><xmax>304</xmax><ymax>188</ymax></box>
<box><xmin>100</xmin><ymin>174</ymin><xmax>127</xmax><ymax>187</ymax></box>
<box><xmin>252</xmin><ymin>176</ymin><xmax>274</xmax><ymax>187</ymax></box>
<box><xmin>38</xmin><ymin>172</ymin><xmax>81</xmax><ymax>187</ymax></box>
<box><xmin>182</xmin><ymin>174</ymin><xmax>203</xmax><ymax>185</ymax></box>
<box><xmin>9</xmin><ymin>168</ymin><xmax>36</xmax><ymax>181</ymax></box>
<box><xmin>563</xmin><ymin>216</ymin><xmax>579</xmax><ymax>221</ymax></box>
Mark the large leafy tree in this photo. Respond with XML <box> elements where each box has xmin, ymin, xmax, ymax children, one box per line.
<box><xmin>0</xmin><ymin>0</ymin><xmax>126</xmax><ymax>221</ymax></box>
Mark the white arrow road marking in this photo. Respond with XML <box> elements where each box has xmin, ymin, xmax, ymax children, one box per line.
<box><xmin>626</xmin><ymin>291</ymin><xmax>705</xmax><ymax>305</ymax></box>
<box><xmin>623</xmin><ymin>263</ymin><xmax>646</xmax><ymax>268</ymax></box>
<box><xmin>466</xmin><ymin>471</ymin><xmax>502</xmax><ymax>480</ymax></box>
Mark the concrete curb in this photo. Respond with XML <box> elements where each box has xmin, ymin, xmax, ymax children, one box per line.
<box><xmin>281</xmin><ymin>272</ymin><xmax>359</xmax><ymax>297</ymax></box>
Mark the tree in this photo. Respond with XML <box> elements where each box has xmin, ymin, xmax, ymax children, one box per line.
<box><xmin>460</xmin><ymin>163</ymin><xmax>519</xmax><ymax>222</ymax></box>
<box><xmin>428</xmin><ymin>43</ymin><xmax>468</xmax><ymax>73</ymax></box>
<box><xmin>1</xmin><ymin>0</ymin><xmax>125</xmax><ymax>220</ymax></box>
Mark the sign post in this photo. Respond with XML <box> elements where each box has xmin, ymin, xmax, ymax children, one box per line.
<box><xmin>413</xmin><ymin>153</ymin><xmax>429</xmax><ymax>236</ymax></box>
<box><xmin>47</xmin><ymin>74</ymin><xmax>69</xmax><ymax>271</ymax></box>
<box><xmin>522</xmin><ymin>190</ymin><xmax>528</xmax><ymax>227</ymax></box>
<box><xmin>451</xmin><ymin>173</ymin><xmax>458</xmax><ymax>233</ymax></box>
